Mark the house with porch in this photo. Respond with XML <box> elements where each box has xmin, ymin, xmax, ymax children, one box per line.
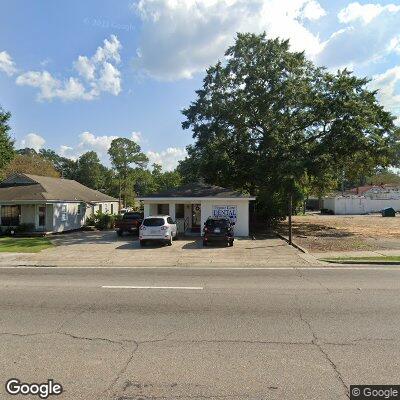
<box><xmin>137</xmin><ymin>182</ymin><xmax>255</xmax><ymax>236</ymax></box>
<box><xmin>0</xmin><ymin>173</ymin><xmax>119</xmax><ymax>233</ymax></box>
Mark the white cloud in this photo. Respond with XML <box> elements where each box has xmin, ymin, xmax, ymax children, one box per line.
<box><xmin>369</xmin><ymin>66</ymin><xmax>400</xmax><ymax>121</ymax></box>
<box><xmin>78</xmin><ymin>132</ymin><xmax>119</xmax><ymax>155</ymax></box>
<box><xmin>74</xmin><ymin>55</ymin><xmax>96</xmax><ymax>81</ymax></box>
<box><xmin>132</xmin><ymin>0</ymin><xmax>326</xmax><ymax>80</ymax></box>
<box><xmin>59</xmin><ymin>145</ymin><xmax>76</xmax><ymax>159</ymax></box>
<box><xmin>15</xmin><ymin>35</ymin><xmax>122</xmax><ymax>101</ymax></box>
<box><xmin>20</xmin><ymin>133</ymin><xmax>46</xmax><ymax>152</ymax></box>
<box><xmin>131</xmin><ymin>131</ymin><xmax>143</xmax><ymax>143</ymax></box>
<box><xmin>147</xmin><ymin>147</ymin><xmax>187</xmax><ymax>171</ymax></box>
<box><xmin>338</xmin><ymin>2</ymin><xmax>400</xmax><ymax>25</ymax></box>
<box><xmin>97</xmin><ymin>62</ymin><xmax>121</xmax><ymax>95</ymax></box>
<box><xmin>318</xmin><ymin>3</ymin><xmax>400</xmax><ymax>68</ymax></box>
<box><xmin>16</xmin><ymin>71</ymin><xmax>95</xmax><ymax>101</ymax></box>
<box><xmin>387</xmin><ymin>35</ymin><xmax>400</xmax><ymax>55</ymax></box>
<box><xmin>0</xmin><ymin>51</ymin><xmax>17</xmax><ymax>76</ymax></box>
<box><xmin>300</xmin><ymin>0</ymin><xmax>326</xmax><ymax>21</ymax></box>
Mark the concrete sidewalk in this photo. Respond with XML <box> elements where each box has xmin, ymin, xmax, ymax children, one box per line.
<box><xmin>0</xmin><ymin>230</ymin><xmax>322</xmax><ymax>268</ymax></box>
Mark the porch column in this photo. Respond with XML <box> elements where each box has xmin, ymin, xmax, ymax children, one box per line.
<box><xmin>144</xmin><ymin>203</ymin><xmax>150</xmax><ymax>218</ymax></box>
<box><xmin>169</xmin><ymin>202</ymin><xmax>176</xmax><ymax>221</ymax></box>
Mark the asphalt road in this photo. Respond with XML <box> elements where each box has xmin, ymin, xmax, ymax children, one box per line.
<box><xmin>1</xmin><ymin>266</ymin><xmax>400</xmax><ymax>400</ymax></box>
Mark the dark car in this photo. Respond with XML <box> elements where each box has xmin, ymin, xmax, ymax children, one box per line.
<box><xmin>115</xmin><ymin>212</ymin><xmax>143</xmax><ymax>236</ymax></box>
<box><xmin>203</xmin><ymin>217</ymin><xmax>234</xmax><ymax>247</ymax></box>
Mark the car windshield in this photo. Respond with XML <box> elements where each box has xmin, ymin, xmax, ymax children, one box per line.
<box><xmin>123</xmin><ymin>213</ymin><xmax>142</xmax><ymax>220</ymax></box>
<box><xmin>206</xmin><ymin>219</ymin><xmax>228</xmax><ymax>228</ymax></box>
<box><xmin>143</xmin><ymin>218</ymin><xmax>165</xmax><ymax>227</ymax></box>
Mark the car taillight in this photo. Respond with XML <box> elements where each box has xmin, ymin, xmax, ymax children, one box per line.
<box><xmin>204</xmin><ymin>227</ymin><xmax>208</xmax><ymax>232</ymax></box>
<box><xmin>161</xmin><ymin>226</ymin><xmax>167</xmax><ymax>230</ymax></box>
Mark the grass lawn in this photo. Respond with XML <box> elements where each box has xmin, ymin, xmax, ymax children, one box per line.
<box><xmin>0</xmin><ymin>237</ymin><xmax>53</xmax><ymax>253</ymax></box>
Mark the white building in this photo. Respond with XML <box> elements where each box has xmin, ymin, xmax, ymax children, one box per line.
<box><xmin>0</xmin><ymin>173</ymin><xmax>119</xmax><ymax>233</ymax></box>
<box><xmin>323</xmin><ymin>185</ymin><xmax>400</xmax><ymax>215</ymax></box>
<box><xmin>138</xmin><ymin>183</ymin><xmax>255</xmax><ymax>237</ymax></box>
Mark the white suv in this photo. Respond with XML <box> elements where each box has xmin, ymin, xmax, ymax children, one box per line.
<box><xmin>139</xmin><ymin>215</ymin><xmax>177</xmax><ymax>246</ymax></box>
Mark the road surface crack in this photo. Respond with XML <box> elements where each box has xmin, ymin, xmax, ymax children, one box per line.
<box><xmin>298</xmin><ymin>309</ymin><xmax>349</xmax><ymax>399</ymax></box>
<box><xmin>106</xmin><ymin>340</ymin><xmax>139</xmax><ymax>395</ymax></box>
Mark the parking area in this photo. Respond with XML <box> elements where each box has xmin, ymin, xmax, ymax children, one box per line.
<box><xmin>1</xmin><ymin>230</ymin><xmax>317</xmax><ymax>267</ymax></box>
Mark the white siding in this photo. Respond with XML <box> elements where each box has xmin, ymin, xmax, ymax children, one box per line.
<box><xmin>323</xmin><ymin>196</ymin><xmax>400</xmax><ymax>214</ymax></box>
<box><xmin>53</xmin><ymin>202</ymin><xmax>85</xmax><ymax>232</ymax></box>
<box><xmin>142</xmin><ymin>199</ymin><xmax>251</xmax><ymax>236</ymax></box>
<box><xmin>201</xmin><ymin>199</ymin><xmax>250</xmax><ymax>236</ymax></box>
<box><xmin>20</xmin><ymin>205</ymin><xmax>36</xmax><ymax>225</ymax></box>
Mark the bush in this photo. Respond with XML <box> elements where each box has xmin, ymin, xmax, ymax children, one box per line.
<box><xmin>86</xmin><ymin>211</ymin><xmax>116</xmax><ymax>230</ymax></box>
<box><xmin>15</xmin><ymin>223</ymin><xmax>36</xmax><ymax>233</ymax></box>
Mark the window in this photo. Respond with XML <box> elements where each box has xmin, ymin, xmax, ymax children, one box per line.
<box><xmin>111</xmin><ymin>204</ymin><xmax>114</xmax><ymax>214</ymax></box>
<box><xmin>175</xmin><ymin>204</ymin><xmax>184</xmax><ymax>219</ymax></box>
<box><xmin>0</xmin><ymin>205</ymin><xmax>20</xmax><ymax>226</ymax></box>
<box><xmin>77</xmin><ymin>204</ymin><xmax>81</xmax><ymax>215</ymax></box>
<box><xmin>157</xmin><ymin>204</ymin><xmax>169</xmax><ymax>215</ymax></box>
<box><xmin>99</xmin><ymin>204</ymin><xmax>103</xmax><ymax>213</ymax></box>
<box><xmin>61</xmin><ymin>204</ymin><xmax>67</xmax><ymax>221</ymax></box>
<box><xmin>143</xmin><ymin>217</ymin><xmax>165</xmax><ymax>227</ymax></box>
<box><xmin>123</xmin><ymin>212</ymin><xmax>143</xmax><ymax>220</ymax></box>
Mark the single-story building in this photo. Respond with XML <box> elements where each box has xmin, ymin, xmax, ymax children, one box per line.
<box><xmin>0</xmin><ymin>173</ymin><xmax>119</xmax><ymax>233</ymax></box>
<box><xmin>137</xmin><ymin>182</ymin><xmax>255</xmax><ymax>237</ymax></box>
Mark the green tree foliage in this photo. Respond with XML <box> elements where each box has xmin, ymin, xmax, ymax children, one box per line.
<box><xmin>0</xmin><ymin>107</ymin><xmax>15</xmax><ymax>177</ymax></box>
<box><xmin>108</xmin><ymin>138</ymin><xmax>148</xmax><ymax>206</ymax></box>
<box><xmin>181</xmin><ymin>34</ymin><xmax>400</xmax><ymax>221</ymax></box>
<box><xmin>75</xmin><ymin>151</ymin><xmax>104</xmax><ymax>190</ymax></box>
<box><xmin>3</xmin><ymin>154</ymin><xmax>60</xmax><ymax>177</ymax></box>
<box><xmin>151</xmin><ymin>163</ymin><xmax>182</xmax><ymax>192</ymax></box>
<box><xmin>39</xmin><ymin>149</ymin><xmax>77</xmax><ymax>179</ymax></box>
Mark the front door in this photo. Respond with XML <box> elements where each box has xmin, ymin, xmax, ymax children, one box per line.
<box><xmin>38</xmin><ymin>206</ymin><xmax>46</xmax><ymax>229</ymax></box>
<box><xmin>191</xmin><ymin>204</ymin><xmax>201</xmax><ymax>231</ymax></box>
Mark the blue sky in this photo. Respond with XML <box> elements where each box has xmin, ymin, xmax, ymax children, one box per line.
<box><xmin>1</xmin><ymin>0</ymin><xmax>399</xmax><ymax>170</ymax></box>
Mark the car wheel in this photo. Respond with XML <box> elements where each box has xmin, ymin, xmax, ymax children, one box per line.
<box><xmin>117</xmin><ymin>230</ymin><xmax>123</xmax><ymax>237</ymax></box>
<box><xmin>229</xmin><ymin>240</ymin><xmax>234</xmax><ymax>247</ymax></box>
<box><xmin>203</xmin><ymin>240</ymin><xmax>207</xmax><ymax>246</ymax></box>
<box><xmin>140</xmin><ymin>240</ymin><xmax>145</xmax><ymax>247</ymax></box>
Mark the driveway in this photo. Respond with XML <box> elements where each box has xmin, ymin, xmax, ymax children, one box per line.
<box><xmin>0</xmin><ymin>231</ymin><xmax>318</xmax><ymax>267</ymax></box>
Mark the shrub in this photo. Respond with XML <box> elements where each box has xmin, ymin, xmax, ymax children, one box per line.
<box><xmin>86</xmin><ymin>211</ymin><xmax>116</xmax><ymax>230</ymax></box>
<box><xmin>15</xmin><ymin>223</ymin><xmax>36</xmax><ymax>233</ymax></box>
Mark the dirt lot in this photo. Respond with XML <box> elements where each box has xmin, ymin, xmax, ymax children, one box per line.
<box><xmin>278</xmin><ymin>213</ymin><xmax>400</xmax><ymax>253</ymax></box>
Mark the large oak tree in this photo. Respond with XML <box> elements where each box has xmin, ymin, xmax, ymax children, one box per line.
<box><xmin>180</xmin><ymin>34</ymin><xmax>400</xmax><ymax>220</ymax></box>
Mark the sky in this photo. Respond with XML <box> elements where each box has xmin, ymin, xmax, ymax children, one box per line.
<box><xmin>0</xmin><ymin>0</ymin><xmax>399</xmax><ymax>171</ymax></box>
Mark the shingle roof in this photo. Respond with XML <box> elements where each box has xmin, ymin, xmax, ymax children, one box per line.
<box><xmin>0</xmin><ymin>174</ymin><xmax>118</xmax><ymax>203</ymax></box>
<box><xmin>138</xmin><ymin>182</ymin><xmax>253</xmax><ymax>199</ymax></box>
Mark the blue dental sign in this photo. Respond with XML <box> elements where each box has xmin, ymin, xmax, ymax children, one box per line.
<box><xmin>212</xmin><ymin>206</ymin><xmax>237</xmax><ymax>222</ymax></box>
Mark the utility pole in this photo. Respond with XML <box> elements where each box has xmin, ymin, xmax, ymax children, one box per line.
<box><xmin>288</xmin><ymin>192</ymin><xmax>293</xmax><ymax>245</ymax></box>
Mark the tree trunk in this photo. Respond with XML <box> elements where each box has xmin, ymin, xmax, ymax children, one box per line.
<box><xmin>288</xmin><ymin>193</ymin><xmax>293</xmax><ymax>245</ymax></box>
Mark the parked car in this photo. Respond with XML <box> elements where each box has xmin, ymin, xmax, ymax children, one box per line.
<box><xmin>203</xmin><ymin>217</ymin><xmax>234</xmax><ymax>246</ymax></box>
<box><xmin>139</xmin><ymin>215</ymin><xmax>177</xmax><ymax>246</ymax></box>
<box><xmin>115</xmin><ymin>212</ymin><xmax>143</xmax><ymax>236</ymax></box>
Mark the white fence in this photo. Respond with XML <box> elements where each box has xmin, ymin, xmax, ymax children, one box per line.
<box><xmin>323</xmin><ymin>196</ymin><xmax>400</xmax><ymax>215</ymax></box>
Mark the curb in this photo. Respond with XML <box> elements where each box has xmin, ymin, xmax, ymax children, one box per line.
<box><xmin>275</xmin><ymin>232</ymin><xmax>308</xmax><ymax>254</ymax></box>
<box><xmin>321</xmin><ymin>259</ymin><xmax>400</xmax><ymax>266</ymax></box>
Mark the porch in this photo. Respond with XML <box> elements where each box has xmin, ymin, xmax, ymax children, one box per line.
<box><xmin>144</xmin><ymin>202</ymin><xmax>202</xmax><ymax>235</ymax></box>
<box><xmin>0</xmin><ymin>203</ymin><xmax>54</xmax><ymax>234</ymax></box>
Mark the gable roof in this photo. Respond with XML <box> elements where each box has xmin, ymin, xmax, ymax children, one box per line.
<box><xmin>0</xmin><ymin>174</ymin><xmax>118</xmax><ymax>203</ymax></box>
<box><xmin>138</xmin><ymin>182</ymin><xmax>254</xmax><ymax>199</ymax></box>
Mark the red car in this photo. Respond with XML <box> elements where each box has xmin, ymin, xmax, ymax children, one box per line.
<box><xmin>115</xmin><ymin>212</ymin><xmax>143</xmax><ymax>236</ymax></box>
